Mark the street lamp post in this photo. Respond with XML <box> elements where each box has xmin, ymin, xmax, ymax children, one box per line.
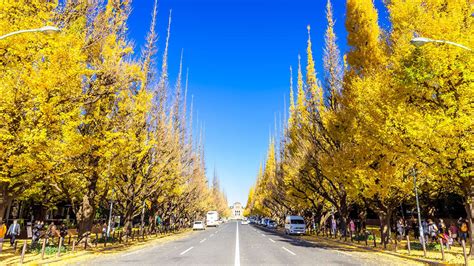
<box><xmin>412</xmin><ymin>168</ymin><xmax>427</xmax><ymax>256</ymax></box>
<box><xmin>0</xmin><ymin>26</ymin><xmax>60</xmax><ymax>40</ymax></box>
<box><xmin>411</xmin><ymin>37</ymin><xmax>472</xmax><ymax>51</ymax></box>
<box><xmin>106</xmin><ymin>189</ymin><xmax>115</xmax><ymax>238</ymax></box>
<box><xmin>409</xmin><ymin>35</ymin><xmax>470</xmax><ymax>257</ymax></box>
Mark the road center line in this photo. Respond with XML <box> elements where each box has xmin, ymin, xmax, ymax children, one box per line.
<box><xmin>282</xmin><ymin>246</ymin><xmax>296</xmax><ymax>256</ymax></box>
<box><xmin>269</xmin><ymin>238</ymin><xmax>275</xmax><ymax>243</ymax></box>
<box><xmin>200</xmin><ymin>238</ymin><xmax>207</xmax><ymax>243</ymax></box>
<box><xmin>235</xmin><ymin>222</ymin><xmax>240</xmax><ymax>266</ymax></box>
<box><xmin>180</xmin><ymin>247</ymin><xmax>194</xmax><ymax>255</ymax></box>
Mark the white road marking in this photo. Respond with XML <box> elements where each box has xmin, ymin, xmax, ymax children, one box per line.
<box><xmin>200</xmin><ymin>238</ymin><xmax>207</xmax><ymax>243</ymax></box>
<box><xmin>282</xmin><ymin>246</ymin><xmax>296</xmax><ymax>256</ymax></box>
<box><xmin>210</xmin><ymin>233</ymin><xmax>214</xmax><ymax>237</ymax></box>
<box><xmin>261</xmin><ymin>233</ymin><xmax>265</xmax><ymax>237</ymax></box>
<box><xmin>235</xmin><ymin>222</ymin><xmax>240</xmax><ymax>266</ymax></box>
<box><xmin>335</xmin><ymin>250</ymin><xmax>353</xmax><ymax>257</ymax></box>
<box><xmin>269</xmin><ymin>238</ymin><xmax>276</xmax><ymax>243</ymax></box>
<box><xmin>180</xmin><ymin>247</ymin><xmax>194</xmax><ymax>255</ymax></box>
<box><xmin>121</xmin><ymin>249</ymin><xmax>142</xmax><ymax>257</ymax></box>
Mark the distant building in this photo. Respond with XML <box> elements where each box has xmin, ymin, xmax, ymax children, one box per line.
<box><xmin>230</xmin><ymin>202</ymin><xmax>244</xmax><ymax>220</ymax></box>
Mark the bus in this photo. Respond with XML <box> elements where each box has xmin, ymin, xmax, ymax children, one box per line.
<box><xmin>206</xmin><ymin>211</ymin><xmax>219</xmax><ymax>227</ymax></box>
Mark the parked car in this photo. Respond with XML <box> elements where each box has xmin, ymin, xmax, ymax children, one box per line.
<box><xmin>241</xmin><ymin>220</ymin><xmax>249</xmax><ymax>225</ymax></box>
<box><xmin>267</xmin><ymin>220</ymin><xmax>277</xmax><ymax>229</ymax></box>
<box><xmin>262</xmin><ymin>218</ymin><xmax>270</xmax><ymax>227</ymax></box>
<box><xmin>285</xmin><ymin>215</ymin><xmax>306</xmax><ymax>235</ymax></box>
<box><xmin>193</xmin><ymin>221</ymin><xmax>205</xmax><ymax>230</ymax></box>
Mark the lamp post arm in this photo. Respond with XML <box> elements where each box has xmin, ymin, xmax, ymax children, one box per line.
<box><xmin>433</xmin><ymin>39</ymin><xmax>473</xmax><ymax>52</ymax></box>
<box><xmin>0</xmin><ymin>29</ymin><xmax>40</xmax><ymax>40</ymax></box>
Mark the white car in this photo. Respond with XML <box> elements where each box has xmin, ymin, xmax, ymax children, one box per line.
<box><xmin>241</xmin><ymin>220</ymin><xmax>249</xmax><ymax>225</ymax></box>
<box><xmin>193</xmin><ymin>221</ymin><xmax>205</xmax><ymax>230</ymax></box>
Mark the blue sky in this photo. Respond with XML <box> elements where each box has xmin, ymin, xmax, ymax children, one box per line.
<box><xmin>127</xmin><ymin>0</ymin><xmax>388</xmax><ymax>206</ymax></box>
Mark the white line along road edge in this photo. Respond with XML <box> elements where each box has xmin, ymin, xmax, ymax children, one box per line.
<box><xmin>180</xmin><ymin>247</ymin><xmax>194</xmax><ymax>256</ymax></box>
<box><xmin>235</xmin><ymin>222</ymin><xmax>240</xmax><ymax>266</ymax></box>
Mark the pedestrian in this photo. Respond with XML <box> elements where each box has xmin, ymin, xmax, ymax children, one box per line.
<box><xmin>449</xmin><ymin>222</ymin><xmax>458</xmax><ymax>244</ymax></box>
<box><xmin>396</xmin><ymin>218</ymin><xmax>405</xmax><ymax>240</ymax></box>
<box><xmin>422</xmin><ymin>220</ymin><xmax>429</xmax><ymax>243</ymax></box>
<box><xmin>438</xmin><ymin>219</ymin><xmax>446</xmax><ymax>234</ymax></box>
<box><xmin>0</xmin><ymin>219</ymin><xmax>7</xmax><ymax>252</ymax></box>
<box><xmin>404</xmin><ymin>218</ymin><xmax>411</xmax><ymax>237</ymax></box>
<box><xmin>412</xmin><ymin>217</ymin><xmax>419</xmax><ymax>239</ymax></box>
<box><xmin>331</xmin><ymin>217</ymin><xmax>337</xmax><ymax>237</ymax></box>
<box><xmin>59</xmin><ymin>222</ymin><xmax>68</xmax><ymax>241</ymax></box>
<box><xmin>102</xmin><ymin>222</ymin><xmax>108</xmax><ymax>239</ymax></box>
<box><xmin>6</xmin><ymin>219</ymin><xmax>20</xmax><ymax>246</ymax></box>
<box><xmin>32</xmin><ymin>220</ymin><xmax>40</xmax><ymax>245</ymax></box>
<box><xmin>459</xmin><ymin>220</ymin><xmax>469</xmax><ymax>243</ymax></box>
<box><xmin>427</xmin><ymin>219</ymin><xmax>438</xmax><ymax>242</ymax></box>
<box><xmin>47</xmin><ymin>221</ymin><xmax>59</xmax><ymax>244</ymax></box>
<box><xmin>349</xmin><ymin>219</ymin><xmax>356</xmax><ymax>237</ymax></box>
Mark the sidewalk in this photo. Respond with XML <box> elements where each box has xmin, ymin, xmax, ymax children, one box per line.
<box><xmin>301</xmin><ymin>234</ymin><xmax>470</xmax><ymax>265</ymax></box>
<box><xmin>256</xmin><ymin>224</ymin><xmax>468</xmax><ymax>265</ymax></box>
<box><xmin>0</xmin><ymin>229</ymin><xmax>193</xmax><ymax>265</ymax></box>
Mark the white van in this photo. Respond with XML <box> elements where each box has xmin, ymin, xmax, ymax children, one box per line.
<box><xmin>285</xmin><ymin>215</ymin><xmax>306</xmax><ymax>235</ymax></box>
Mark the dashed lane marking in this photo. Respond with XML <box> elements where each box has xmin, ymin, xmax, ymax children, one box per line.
<box><xmin>180</xmin><ymin>247</ymin><xmax>194</xmax><ymax>255</ymax></box>
<box><xmin>261</xmin><ymin>233</ymin><xmax>265</xmax><ymax>237</ymax></box>
<box><xmin>200</xmin><ymin>238</ymin><xmax>206</xmax><ymax>243</ymax></box>
<box><xmin>210</xmin><ymin>233</ymin><xmax>214</xmax><ymax>237</ymax></box>
<box><xmin>269</xmin><ymin>238</ymin><xmax>276</xmax><ymax>243</ymax></box>
<box><xmin>282</xmin><ymin>246</ymin><xmax>296</xmax><ymax>256</ymax></box>
<box><xmin>121</xmin><ymin>249</ymin><xmax>142</xmax><ymax>257</ymax></box>
<box><xmin>335</xmin><ymin>250</ymin><xmax>353</xmax><ymax>257</ymax></box>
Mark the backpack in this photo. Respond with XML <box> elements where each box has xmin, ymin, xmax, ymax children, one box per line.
<box><xmin>461</xmin><ymin>223</ymin><xmax>468</xmax><ymax>232</ymax></box>
<box><xmin>429</xmin><ymin>224</ymin><xmax>438</xmax><ymax>236</ymax></box>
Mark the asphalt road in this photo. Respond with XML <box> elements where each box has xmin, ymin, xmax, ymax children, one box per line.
<box><xmin>83</xmin><ymin>221</ymin><xmax>408</xmax><ymax>265</ymax></box>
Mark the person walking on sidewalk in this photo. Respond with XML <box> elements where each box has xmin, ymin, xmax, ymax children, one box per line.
<box><xmin>427</xmin><ymin>219</ymin><xmax>438</xmax><ymax>242</ymax></box>
<box><xmin>438</xmin><ymin>219</ymin><xmax>446</xmax><ymax>234</ymax></box>
<box><xmin>0</xmin><ymin>219</ymin><xmax>7</xmax><ymax>252</ymax></box>
<box><xmin>459</xmin><ymin>220</ymin><xmax>469</xmax><ymax>243</ymax></box>
<box><xmin>59</xmin><ymin>222</ymin><xmax>69</xmax><ymax>242</ymax></box>
<box><xmin>7</xmin><ymin>219</ymin><xmax>20</xmax><ymax>246</ymax></box>
<box><xmin>449</xmin><ymin>222</ymin><xmax>458</xmax><ymax>245</ymax></box>
<box><xmin>32</xmin><ymin>220</ymin><xmax>42</xmax><ymax>245</ymax></box>
<box><xmin>331</xmin><ymin>217</ymin><xmax>337</xmax><ymax>237</ymax></box>
<box><xmin>422</xmin><ymin>220</ymin><xmax>429</xmax><ymax>243</ymax></box>
<box><xmin>396</xmin><ymin>218</ymin><xmax>405</xmax><ymax>241</ymax></box>
<box><xmin>349</xmin><ymin>219</ymin><xmax>356</xmax><ymax>237</ymax></box>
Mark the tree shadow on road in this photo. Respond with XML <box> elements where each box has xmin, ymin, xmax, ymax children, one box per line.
<box><xmin>253</xmin><ymin>225</ymin><xmax>380</xmax><ymax>254</ymax></box>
